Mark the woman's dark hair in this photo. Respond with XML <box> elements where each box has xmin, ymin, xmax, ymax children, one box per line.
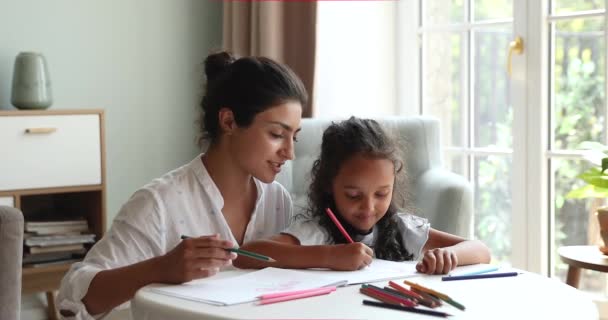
<box><xmin>306</xmin><ymin>117</ymin><xmax>413</xmax><ymax>261</ymax></box>
<box><xmin>199</xmin><ymin>51</ymin><xmax>308</xmax><ymax>145</ymax></box>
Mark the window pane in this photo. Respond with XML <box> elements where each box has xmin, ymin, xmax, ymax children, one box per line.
<box><xmin>552</xmin><ymin>0</ymin><xmax>605</xmax><ymax>14</ymax></box>
<box><xmin>423</xmin><ymin>0</ymin><xmax>464</xmax><ymax>25</ymax></box>
<box><xmin>443</xmin><ymin>153</ymin><xmax>467</xmax><ymax>177</ymax></box>
<box><xmin>422</xmin><ymin>32</ymin><xmax>465</xmax><ymax>147</ymax></box>
<box><xmin>473</xmin><ymin>27</ymin><xmax>513</xmax><ymax>148</ymax></box>
<box><xmin>552</xmin><ymin>17</ymin><xmax>606</xmax><ymax>150</ymax></box>
<box><xmin>551</xmin><ymin>158</ymin><xmax>606</xmax><ymax>295</ymax></box>
<box><xmin>474</xmin><ymin>0</ymin><xmax>513</xmax><ymax>21</ymax></box>
<box><xmin>474</xmin><ymin>155</ymin><xmax>512</xmax><ymax>264</ymax></box>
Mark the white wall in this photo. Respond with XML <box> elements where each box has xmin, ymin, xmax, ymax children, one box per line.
<box><xmin>314</xmin><ymin>1</ymin><xmax>397</xmax><ymax>118</ymax></box>
<box><xmin>0</xmin><ymin>0</ymin><xmax>222</xmax><ymax>222</ymax></box>
<box><xmin>0</xmin><ymin>1</ymin><xmax>222</xmax><ymax>318</ymax></box>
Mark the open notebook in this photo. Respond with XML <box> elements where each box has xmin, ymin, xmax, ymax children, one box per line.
<box><xmin>148</xmin><ymin>259</ymin><xmax>418</xmax><ymax>306</ymax></box>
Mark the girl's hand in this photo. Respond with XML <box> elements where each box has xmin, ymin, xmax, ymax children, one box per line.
<box><xmin>158</xmin><ymin>234</ymin><xmax>237</xmax><ymax>284</ymax></box>
<box><xmin>416</xmin><ymin>248</ymin><xmax>458</xmax><ymax>275</ymax></box>
<box><xmin>328</xmin><ymin>242</ymin><xmax>373</xmax><ymax>271</ymax></box>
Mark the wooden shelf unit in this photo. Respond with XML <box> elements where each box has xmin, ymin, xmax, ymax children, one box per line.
<box><xmin>0</xmin><ymin>109</ymin><xmax>106</xmax><ymax>318</ymax></box>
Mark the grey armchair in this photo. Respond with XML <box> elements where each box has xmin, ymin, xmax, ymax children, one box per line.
<box><xmin>276</xmin><ymin>116</ymin><xmax>474</xmax><ymax>238</ymax></box>
<box><xmin>0</xmin><ymin>206</ymin><xmax>24</xmax><ymax>320</ymax></box>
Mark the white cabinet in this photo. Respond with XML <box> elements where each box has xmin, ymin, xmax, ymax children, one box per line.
<box><xmin>0</xmin><ymin>114</ymin><xmax>101</xmax><ymax>190</ymax></box>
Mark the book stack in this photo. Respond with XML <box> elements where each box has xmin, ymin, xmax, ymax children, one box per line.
<box><xmin>23</xmin><ymin>219</ymin><xmax>96</xmax><ymax>267</ymax></box>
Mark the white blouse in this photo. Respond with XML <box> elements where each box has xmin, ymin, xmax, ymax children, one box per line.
<box><xmin>282</xmin><ymin>212</ymin><xmax>430</xmax><ymax>260</ymax></box>
<box><xmin>57</xmin><ymin>155</ymin><xmax>293</xmax><ymax>320</ymax></box>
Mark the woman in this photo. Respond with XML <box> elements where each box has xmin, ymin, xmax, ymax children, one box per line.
<box><xmin>57</xmin><ymin>51</ymin><xmax>307</xmax><ymax>319</ymax></box>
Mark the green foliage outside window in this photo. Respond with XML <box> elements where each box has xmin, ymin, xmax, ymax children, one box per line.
<box><xmin>566</xmin><ymin>142</ymin><xmax>608</xmax><ymax>199</ymax></box>
<box><xmin>433</xmin><ymin>0</ymin><xmax>606</xmax><ymax>267</ymax></box>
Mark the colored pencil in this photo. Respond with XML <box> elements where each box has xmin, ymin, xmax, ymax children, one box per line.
<box><xmin>258</xmin><ymin>286</ymin><xmax>335</xmax><ymax>305</ymax></box>
<box><xmin>442</xmin><ymin>271</ymin><xmax>519</xmax><ymax>281</ymax></box>
<box><xmin>403</xmin><ymin>280</ymin><xmax>450</xmax><ymax>301</ymax></box>
<box><xmin>362</xmin><ymin>300</ymin><xmax>452</xmax><ymax>318</ymax></box>
<box><xmin>443</xmin><ymin>297</ymin><xmax>466</xmax><ymax>311</ymax></box>
<box><xmin>180</xmin><ymin>235</ymin><xmax>276</xmax><ymax>262</ymax></box>
<box><xmin>404</xmin><ymin>280</ymin><xmax>465</xmax><ymax>310</ymax></box>
<box><xmin>410</xmin><ymin>288</ymin><xmax>442</xmax><ymax>308</ymax></box>
<box><xmin>226</xmin><ymin>248</ymin><xmax>276</xmax><ymax>262</ymax></box>
<box><xmin>360</xmin><ymin>287</ymin><xmax>415</xmax><ymax>307</ymax></box>
<box><xmin>259</xmin><ymin>286</ymin><xmax>336</xmax><ymax>300</ymax></box>
<box><xmin>325</xmin><ymin>208</ymin><xmax>354</xmax><ymax>243</ymax></box>
<box><xmin>382</xmin><ymin>287</ymin><xmax>421</xmax><ymax>304</ymax></box>
<box><xmin>362</xmin><ymin>285</ymin><xmax>417</xmax><ymax>307</ymax></box>
<box><xmin>388</xmin><ymin>281</ymin><xmax>424</xmax><ymax>300</ymax></box>
<box><xmin>447</xmin><ymin>266</ymin><xmax>499</xmax><ymax>277</ymax></box>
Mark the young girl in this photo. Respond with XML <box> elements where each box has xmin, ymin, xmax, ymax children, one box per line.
<box><xmin>235</xmin><ymin>117</ymin><xmax>491</xmax><ymax>274</ymax></box>
<box><xmin>57</xmin><ymin>51</ymin><xmax>307</xmax><ymax>319</ymax></box>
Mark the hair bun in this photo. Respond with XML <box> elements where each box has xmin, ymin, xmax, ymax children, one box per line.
<box><xmin>204</xmin><ymin>51</ymin><xmax>236</xmax><ymax>82</ymax></box>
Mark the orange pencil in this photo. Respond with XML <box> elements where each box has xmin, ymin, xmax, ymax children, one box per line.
<box><xmin>403</xmin><ymin>280</ymin><xmax>450</xmax><ymax>300</ymax></box>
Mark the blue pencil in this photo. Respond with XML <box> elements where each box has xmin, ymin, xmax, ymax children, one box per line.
<box><xmin>449</xmin><ymin>266</ymin><xmax>499</xmax><ymax>277</ymax></box>
<box><xmin>442</xmin><ymin>271</ymin><xmax>519</xmax><ymax>281</ymax></box>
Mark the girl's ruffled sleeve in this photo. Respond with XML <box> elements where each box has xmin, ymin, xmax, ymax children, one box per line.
<box><xmin>394</xmin><ymin>212</ymin><xmax>430</xmax><ymax>259</ymax></box>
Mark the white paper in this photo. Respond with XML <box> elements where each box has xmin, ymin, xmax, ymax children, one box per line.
<box><xmin>297</xmin><ymin>259</ymin><xmax>419</xmax><ymax>285</ymax></box>
<box><xmin>148</xmin><ymin>267</ymin><xmax>346</xmax><ymax>306</ymax></box>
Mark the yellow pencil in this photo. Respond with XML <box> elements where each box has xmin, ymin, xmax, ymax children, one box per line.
<box><xmin>402</xmin><ymin>280</ymin><xmax>450</xmax><ymax>300</ymax></box>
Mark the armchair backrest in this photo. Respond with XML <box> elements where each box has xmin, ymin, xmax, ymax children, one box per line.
<box><xmin>0</xmin><ymin>206</ymin><xmax>24</xmax><ymax>320</ymax></box>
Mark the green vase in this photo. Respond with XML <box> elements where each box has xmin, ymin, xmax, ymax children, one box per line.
<box><xmin>11</xmin><ymin>52</ymin><xmax>53</xmax><ymax>110</ymax></box>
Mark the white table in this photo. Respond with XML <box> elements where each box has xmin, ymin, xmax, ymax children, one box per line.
<box><xmin>131</xmin><ymin>268</ymin><xmax>598</xmax><ymax>320</ymax></box>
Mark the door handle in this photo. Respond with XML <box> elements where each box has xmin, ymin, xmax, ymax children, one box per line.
<box><xmin>507</xmin><ymin>36</ymin><xmax>524</xmax><ymax>77</ymax></box>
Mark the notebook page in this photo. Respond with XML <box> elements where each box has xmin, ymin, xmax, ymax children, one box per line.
<box><xmin>297</xmin><ymin>259</ymin><xmax>419</xmax><ymax>285</ymax></box>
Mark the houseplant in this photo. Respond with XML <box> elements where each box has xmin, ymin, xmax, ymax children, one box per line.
<box><xmin>566</xmin><ymin>141</ymin><xmax>608</xmax><ymax>199</ymax></box>
<box><xmin>567</xmin><ymin>141</ymin><xmax>608</xmax><ymax>250</ymax></box>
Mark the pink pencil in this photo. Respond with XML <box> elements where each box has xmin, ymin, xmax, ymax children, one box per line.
<box><xmin>325</xmin><ymin>208</ymin><xmax>354</xmax><ymax>243</ymax></box>
<box><xmin>259</xmin><ymin>286</ymin><xmax>337</xmax><ymax>300</ymax></box>
<box><xmin>258</xmin><ymin>286</ymin><xmax>336</xmax><ymax>305</ymax></box>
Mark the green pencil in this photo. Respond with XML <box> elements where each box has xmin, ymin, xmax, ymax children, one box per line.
<box><xmin>444</xmin><ymin>298</ymin><xmax>466</xmax><ymax>311</ymax></box>
<box><xmin>227</xmin><ymin>247</ymin><xmax>276</xmax><ymax>262</ymax></box>
<box><xmin>180</xmin><ymin>235</ymin><xmax>276</xmax><ymax>262</ymax></box>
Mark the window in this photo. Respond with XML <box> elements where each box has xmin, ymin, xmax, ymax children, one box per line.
<box><xmin>402</xmin><ymin>0</ymin><xmax>608</xmax><ymax>298</ymax></box>
<box><xmin>415</xmin><ymin>0</ymin><xmax>514</xmax><ymax>264</ymax></box>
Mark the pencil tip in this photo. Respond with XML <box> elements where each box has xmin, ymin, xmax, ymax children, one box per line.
<box><xmin>268</xmin><ymin>258</ymin><xmax>277</xmax><ymax>262</ymax></box>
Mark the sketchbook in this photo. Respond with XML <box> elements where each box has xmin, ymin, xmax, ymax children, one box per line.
<box><xmin>148</xmin><ymin>259</ymin><xmax>418</xmax><ymax>306</ymax></box>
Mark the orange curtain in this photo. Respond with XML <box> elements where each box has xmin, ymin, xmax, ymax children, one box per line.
<box><xmin>223</xmin><ymin>1</ymin><xmax>317</xmax><ymax>117</ymax></box>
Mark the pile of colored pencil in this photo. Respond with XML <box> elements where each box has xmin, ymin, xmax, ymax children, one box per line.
<box><xmin>360</xmin><ymin>280</ymin><xmax>467</xmax><ymax>317</ymax></box>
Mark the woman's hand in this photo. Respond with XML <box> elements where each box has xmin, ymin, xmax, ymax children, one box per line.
<box><xmin>158</xmin><ymin>234</ymin><xmax>237</xmax><ymax>283</ymax></box>
<box><xmin>327</xmin><ymin>242</ymin><xmax>374</xmax><ymax>271</ymax></box>
<box><xmin>416</xmin><ymin>248</ymin><xmax>458</xmax><ymax>275</ymax></box>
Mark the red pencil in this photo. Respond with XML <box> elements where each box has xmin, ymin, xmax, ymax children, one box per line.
<box><xmin>360</xmin><ymin>287</ymin><xmax>416</xmax><ymax>307</ymax></box>
<box><xmin>388</xmin><ymin>281</ymin><xmax>424</xmax><ymax>300</ymax></box>
<box><xmin>325</xmin><ymin>208</ymin><xmax>354</xmax><ymax>243</ymax></box>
